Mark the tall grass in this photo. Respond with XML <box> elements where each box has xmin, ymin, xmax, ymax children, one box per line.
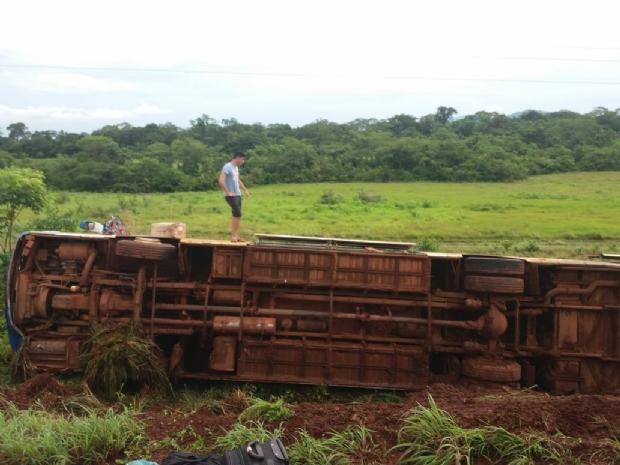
<box><xmin>0</xmin><ymin>329</ymin><xmax>13</xmax><ymax>385</ymax></box>
<box><xmin>0</xmin><ymin>402</ymin><xmax>144</xmax><ymax>465</ymax></box>
<box><xmin>209</xmin><ymin>419</ymin><xmax>376</xmax><ymax>465</ymax></box>
<box><xmin>391</xmin><ymin>395</ymin><xmax>575</xmax><ymax>464</ymax></box>
<box><xmin>80</xmin><ymin>323</ymin><xmax>173</xmax><ymax>400</ymax></box>
<box><xmin>211</xmin><ymin>420</ymin><xmax>285</xmax><ymax>453</ymax></box>
<box><xmin>238</xmin><ymin>397</ymin><xmax>293</xmax><ymax>422</ymax></box>
<box><xmin>287</xmin><ymin>424</ymin><xmax>378</xmax><ymax>465</ymax></box>
<box><xmin>591</xmin><ymin>416</ymin><xmax>620</xmax><ymax>464</ymax></box>
<box><xmin>287</xmin><ymin>430</ymin><xmax>350</xmax><ymax>465</ymax></box>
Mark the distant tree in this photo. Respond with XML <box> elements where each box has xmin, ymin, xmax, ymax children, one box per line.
<box><xmin>266</xmin><ymin>123</ymin><xmax>294</xmax><ymax>141</ymax></box>
<box><xmin>92</xmin><ymin>124</ymin><xmax>122</xmax><ymax>144</ymax></box>
<box><xmin>58</xmin><ymin>131</ymin><xmax>83</xmax><ymax>155</ymax></box>
<box><xmin>386</xmin><ymin>114</ymin><xmax>417</xmax><ymax>135</ymax></box>
<box><xmin>519</xmin><ymin>110</ymin><xmax>547</xmax><ymax>122</ymax></box>
<box><xmin>0</xmin><ymin>167</ymin><xmax>48</xmax><ymax>251</ymax></box>
<box><xmin>219</xmin><ymin>121</ymin><xmax>268</xmax><ymax>153</ymax></box>
<box><xmin>295</xmin><ymin>119</ymin><xmax>352</xmax><ymax>146</ymax></box>
<box><xmin>141</xmin><ymin>142</ymin><xmax>173</xmax><ymax>164</ymax></box>
<box><xmin>434</xmin><ymin>106</ymin><xmax>458</xmax><ymax>124</ymax></box>
<box><xmin>21</xmin><ymin>131</ymin><xmax>60</xmax><ymax>158</ymax></box>
<box><xmin>0</xmin><ymin>150</ymin><xmax>13</xmax><ymax>168</ymax></box>
<box><xmin>417</xmin><ymin>114</ymin><xmax>437</xmax><ymax>136</ymax></box>
<box><xmin>578</xmin><ymin>140</ymin><xmax>620</xmax><ymax>171</ymax></box>
<box><xmin>589</xmin><ymin>107</ymin><xmax>620</xmax><ymax>132</ymax></box>
<box><xmin>548</xmin><ymin>110</ymin><xmax>580</xmax><ymax>120</ymax></box>
<box><xmin>346</xmin><ymin>118</ymin><xmax>381</xmax><ymax>132</ymax></box>
<box><xmin>75</xmin><ymin>135</ymin><xmax>123</xmax><ymax>163</ymax></box>
<box><xmin>6</xmin><ymin>122</ymin><xmax>30</xmax><ymax>141</ymax></box>
<box><xmin>189</xmin><ymin>114</ymin><xmax>221</xmax><ymax>145</ymax></box>
<box><xmin>171</xmin><ymin>138</ymin><xmax>210</xmax><ymax>175</ymax></box>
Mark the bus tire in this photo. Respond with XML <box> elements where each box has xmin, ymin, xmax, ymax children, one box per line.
<box><xmin>464</xmin><ymin>275</ymin><xmax>524</xmax><ymax>294</ymax></box>
<box><xmin>463</xmin><ymin>257</ymin><xmax>525</xmax><ymax>275</ymax></box>
<box><xmin>116</xmin><ymin>239</ymin><xmax>177</xmax><ymax>261</ymax></box>
<box><xmin>462</xmin><ymin>357</ymin><xmax>522</xmax><ymax>383</ymax></box>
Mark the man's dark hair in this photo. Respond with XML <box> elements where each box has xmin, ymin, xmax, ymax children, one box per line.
<box><xmin>233</xmin><ymin>151</ymin><xmax>246</xmax><ymax>159</ymax></box>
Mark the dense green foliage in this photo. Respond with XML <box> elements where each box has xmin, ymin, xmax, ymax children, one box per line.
<box><xmin>0</xmin><ymin>167</ymin><xmax>48</xmax><ymax>251</ymax></box>
<box><xmin>2</xmin><ymin>107</ymin><xmax>619</xmax><ymax>193</ymax></box>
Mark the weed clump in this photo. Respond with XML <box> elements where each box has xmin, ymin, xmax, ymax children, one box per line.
<box><xmin>80</xmin><ymin>323</ymin><xmax>172</xmax><ymax>400</ymax></box>
<box><xmin>414</xmin><ymin>238</ymin><xmax>439</xmax><ymax>252</ymax></box>
<box><xmin>358</xmin><ymin>189</ymin><xmax>382</xmax><ymax>203</ymax></box>
<box><xmin>392</xmin><ymin>395</ymin><xmax>574</xmax><ymax>464</ymax></box>
<box><xmin>238</xmin><ymin>397</ymin><xmax>293</xmax><ymax>422</ymax></box>
<box><xmin>319</xmin><ymin>190</ymin><xmax>343</xmax><ymax>208</ymax></box>
<box><xmin>212</xmin><ymin>421</ymin><xmax>284</xmax><ymax>453</ymax></box>
<box><xmin>288</xmin><ymin>425</ymin><xmax>376</xmax><ymax>465</ymax></box>
<box><xmin>8</xmin><ymin>344</ymin><xmax>37</xmax><ymax>382</ymax></box>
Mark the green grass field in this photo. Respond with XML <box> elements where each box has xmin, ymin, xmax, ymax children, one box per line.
<box><xmin>16</xmin><ymin>172</ymin><xmax>620</xmax><ymax>257</ymax></box>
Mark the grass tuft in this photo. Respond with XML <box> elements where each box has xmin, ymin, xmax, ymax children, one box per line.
<box><xmin>391</xmin><ymin>395</ymin><xmax>574</xmax><ymax>464</ymax></box>
<box><xmin>80</xmin><ymin>322</ymin><xmax>173</xmax><ymax>400</ymax></box>
<box><xmin>8</xmin><ymin>343</ymin><xmax>37</xmax><ymax>381</ymax></box>
<box><xmin>0</xmin><ymin>401</ymin><xmax>144</xmax><ymax>465</ymax></box>
<box><xmin>288</xmin><ymin>424</ymin><xmax>378</xmax><ymax>465</ymax></box>
<box><xmin>211</xmin><ymin>420</ymin><xmax>285</xmax><ymax>453</ymax></box>
<box><xmin>238</xmin><ymin>397</ymin><xmax>293</xmax><ymax>422</ymax></box>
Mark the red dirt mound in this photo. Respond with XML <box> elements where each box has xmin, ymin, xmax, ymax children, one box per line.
<box><xmin>2</xmin><ymin>372</ymin><xmax>73</xmax><ymax>409</ymax></box>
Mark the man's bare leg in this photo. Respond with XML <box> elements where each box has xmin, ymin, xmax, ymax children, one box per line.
<box><xmin>231</xmin><ymin>217</ymin><xmax>240</xmax><ymax>241</ymax></box>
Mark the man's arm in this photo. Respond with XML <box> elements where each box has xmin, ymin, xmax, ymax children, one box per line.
<box><xmin>219</xmin><ymin>172</ymin><xmax>232</xmax><ymax>196</ymax></box>
<box><xmin>238</xmin><ymin>178</ymin><xmax>250</xmax><ymax>198</ymax></box>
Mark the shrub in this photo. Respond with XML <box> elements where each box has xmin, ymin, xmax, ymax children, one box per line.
<box><xmin>26</xmin><ymin>208</ymin><xmax>76</xmax><ymax>232</ymax></box>
<box><xmin>55</xmin><ymin>192</ymin><xmax>71</xmax><ymax>204</ymax></box>
<box><xmin>357</xmin><ymin>189</ymin><xmax>382</xmax><ymax>203</ymax></box>
<box><xmin>319</xmin><ymin>190</ymin><xmax>342</xmax><ymax>208</ymax></box>
<box><xmin>414</xmin><ymin>238</ymin><xmax>439</xmax><ymax>252</ymax></box>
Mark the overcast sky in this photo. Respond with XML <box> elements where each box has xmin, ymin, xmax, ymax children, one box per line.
<box><xmin>1</xmin><ymin>0</ymin><xmax>619</xmax><ymax>133</ymax></box>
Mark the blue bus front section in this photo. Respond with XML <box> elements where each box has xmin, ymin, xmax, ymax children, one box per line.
<box><xmin>4</xmin><ymin>232</ymin><xmax>28</xmax><ymax>351</ymax></box>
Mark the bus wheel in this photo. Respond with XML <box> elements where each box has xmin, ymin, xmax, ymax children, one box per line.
<box><xmin>116</xmin><ymin>239</ymin><xmax>177</xmax><ymax>261</ymax></box>
<box><xmin>461</xmin><ymin>357</ymin><xmax>522</xmax><ymax>383</ymax></box>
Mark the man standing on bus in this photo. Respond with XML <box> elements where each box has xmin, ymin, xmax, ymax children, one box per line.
<box><xmin>219</xmin><ymin>151</ymin><xmax>250</xmax><ymax>242</ymax></box>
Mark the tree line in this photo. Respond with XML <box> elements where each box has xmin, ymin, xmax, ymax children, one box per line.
<box><xmin>1</xmin><ymin>106</ymin><xmax>619</xmax><ymax>193</ymax></box>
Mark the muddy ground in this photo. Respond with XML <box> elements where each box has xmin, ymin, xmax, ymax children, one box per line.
<box><xmin>3</xmin><ymin>374</ymin><xmax>620</xmax><ymax>464</ymax></box>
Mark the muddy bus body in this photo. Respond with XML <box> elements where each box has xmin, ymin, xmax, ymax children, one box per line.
<box><xmin>5</xmin><ymin>232</ymin><xmax>620</xmax><ymax>393</ymax></box>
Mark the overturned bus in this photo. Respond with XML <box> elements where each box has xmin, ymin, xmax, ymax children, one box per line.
<box><xmin>5</xmin><ymin>231</ymin><xmax>620</xmax><ymax>393</ymax></box>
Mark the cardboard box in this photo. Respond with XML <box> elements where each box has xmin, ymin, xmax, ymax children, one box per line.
<box><xmin>150</xmin><ymin>222</ymin><xmax>187</xmax><ymax>239</ymax></box>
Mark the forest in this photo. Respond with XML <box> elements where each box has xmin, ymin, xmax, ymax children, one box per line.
<box><xmin>1</xmin><ymin>106</ymin><xmax>620</xmax><ymax>193</ymax></box>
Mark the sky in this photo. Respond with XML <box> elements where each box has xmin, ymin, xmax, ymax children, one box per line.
<box><xmin>1</xmin><ymin>0</ymin><xmax>619</xmax><ymax>133</ymax></box>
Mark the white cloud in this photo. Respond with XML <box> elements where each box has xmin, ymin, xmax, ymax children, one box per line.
<box><xmin>0</xmin><ymin>104</ymin><xmax>147</xmax><ymax>124</ymax></box>
<box><xmin>134</xmin><ymin>104</ymin><xmax>168</xmax><ymax>115</ymax></box>
<box><xmin>87</xmin><ymin>108</ymin><xmax>133</xmax><ymax>119</ymax></box>
<box><xmin>34</xmin><ymin>72</ymin><xmax>136</xmax><ymax>92</ymax></box>
<box><xmin>471</xmin><ymin>103</ymin><xmax>504</xmax><ymax>114</ymax></box>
